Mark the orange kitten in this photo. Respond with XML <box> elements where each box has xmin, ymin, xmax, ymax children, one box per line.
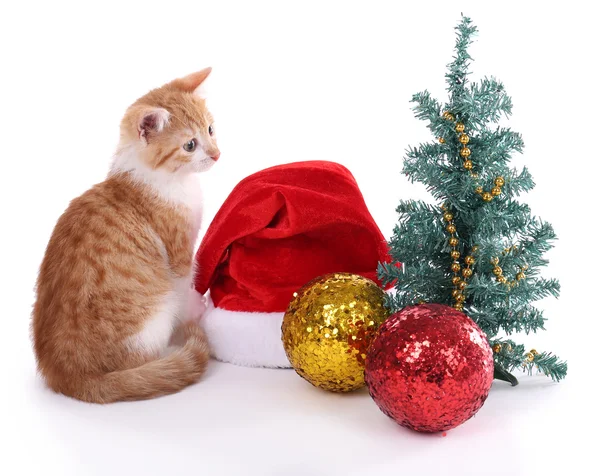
<box><xmin>32</xmin><ymin>68</ymin><xmax>220</xmax><ymax>403</ymax></box>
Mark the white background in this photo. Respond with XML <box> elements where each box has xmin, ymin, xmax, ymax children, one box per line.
<box><xmin>1</xmin><ymin>1</ymin><xmax>597</xmax><ymax>475</ymax></box>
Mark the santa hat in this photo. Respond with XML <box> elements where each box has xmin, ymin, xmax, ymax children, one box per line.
<box><xmin>194</xmin><ymin>160</ymin><xmax>390</xmax><ymax>368</ymax></box>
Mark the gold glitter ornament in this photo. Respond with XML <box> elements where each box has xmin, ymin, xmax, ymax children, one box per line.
<box><xmin>282</xmin><ymin>273</ymin><xmax>389</xmax><ymax>392</ymax></box>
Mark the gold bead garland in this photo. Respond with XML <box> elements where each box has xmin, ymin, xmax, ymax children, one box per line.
<box><xmin>476</xmin><ymin>176</ymin><xmax>506</xmax><ymax>202</ymax></box>
<box><xmin>495</xmin><ymin>345</ymin><xmax>539</xmax><ymax>369</ymax></box>
<box><xmin>490</xmin><ymin>257</ymin><xmax>528</xmax><ymax>288</ymax></box>
<box><xmin>442</xmin><ymin>204</ymin><xmax>477</xmax><ymax>311</ymax></box>
<box><xmin>441</xmin><ymin>111</ymin><xmax>506</xmax><ymax>201</ymax></box>
<box><xmin>440</xmin><ymin>111</ymin><xmax>528</xmax><ymax>296</ymax></box>
<box><xmin>523</xmin><ymin>349</ymin><xmax>542</xmax><ymax>371</ymax></box>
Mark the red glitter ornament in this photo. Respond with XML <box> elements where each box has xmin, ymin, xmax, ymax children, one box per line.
<box><xmin>365</xmin><ymin>303</ymin><xmax>494</xmax><ymax>432</ymax></box>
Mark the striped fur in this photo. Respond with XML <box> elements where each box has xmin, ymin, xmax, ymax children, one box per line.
<box><xmin>32</xmin><ymin>69</ymin><xmax>219</xmax><ymax>403</ymax></box>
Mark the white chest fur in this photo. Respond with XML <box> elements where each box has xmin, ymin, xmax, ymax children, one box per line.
<box><xmin>110</xmin><ymin>148</ymin><xmax>205</xmax><ymax>236</ymax></box>
<box><xmin>113</xmin><ymin>148</ymin><xmax>204</xmax><ymax>354</ymax></box>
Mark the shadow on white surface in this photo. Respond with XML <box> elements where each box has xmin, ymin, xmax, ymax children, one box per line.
<box><xmin>20</xmin><ymin>360</ymin><xmax>575</xmax><ymax>476</ymax></box>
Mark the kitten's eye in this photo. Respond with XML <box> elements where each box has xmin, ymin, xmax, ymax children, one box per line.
<box><xmin>208</xmin><ymin>124</ymin><xmax>214</xmax><ymax>136</ymax></box>
<box><xmin>183</xmin><ymin>139</ymin><xmax>197</xmax><ymax>152</ymax></box>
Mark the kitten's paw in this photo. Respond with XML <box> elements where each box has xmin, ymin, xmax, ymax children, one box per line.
<box><xmin>185</xmin><ymin>289</ymin><xmax>207</xmax><ymax>324</ymax></box>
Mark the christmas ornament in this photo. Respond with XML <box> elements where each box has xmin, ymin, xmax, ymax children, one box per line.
<box><xmin>282</xmin><ymin>273</ymin><xmax>390</xmax><ymax>392</ymax></box>
<box><xmin>365</xmin><ymin>304</ymin><xmax>494</xmax><ymax>432</ymax></box>
<box><xmin>193</xmin><ymin>161</ymin><xmax>391</xmax><ymax>368</ymax></box>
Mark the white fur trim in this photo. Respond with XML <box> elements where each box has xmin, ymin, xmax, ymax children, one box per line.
<box><xmin>201</xmin><ymin>296</ymin><xmax>291</xmax><ymax>368</ymax></box>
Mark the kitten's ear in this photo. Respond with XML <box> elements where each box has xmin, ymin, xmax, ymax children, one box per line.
<box><xmin>137</xmin><ymin>107</ymin><xmax>170</xmax><ymax>142</ymax></box>
<box><xmin>172</xmin><ymin>67</ymin><xmax>212</xmax><ymax>95</ymax></box>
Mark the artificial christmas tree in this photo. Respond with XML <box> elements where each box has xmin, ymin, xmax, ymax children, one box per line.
<box><xmin>378</xmin><ymin>16</ymin><xmax>567</xmax><ymax>385</ymax></box>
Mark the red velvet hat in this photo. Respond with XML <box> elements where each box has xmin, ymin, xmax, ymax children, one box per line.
<box><xmin>195</xmin><ymin>160</ymin><xmax>390</xmax><ymax>368</ymax></box>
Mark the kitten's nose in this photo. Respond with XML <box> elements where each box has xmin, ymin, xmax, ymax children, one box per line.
<box><xmin>211</xmin><ymin>152</ymin><xmax>220</xmax><ymax>162</ymax></box>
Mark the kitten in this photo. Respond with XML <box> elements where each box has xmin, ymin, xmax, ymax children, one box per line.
<box><xmin>32</xmin><ymin>68</ymin><xmax>220</xmax><ymax>403</ymax></box>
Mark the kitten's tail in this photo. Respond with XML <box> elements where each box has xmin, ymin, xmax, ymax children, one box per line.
<box><xmin>73</xmin><ymin>323</ymin><xmax>210</xmax><ymax>403</ymax></box>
